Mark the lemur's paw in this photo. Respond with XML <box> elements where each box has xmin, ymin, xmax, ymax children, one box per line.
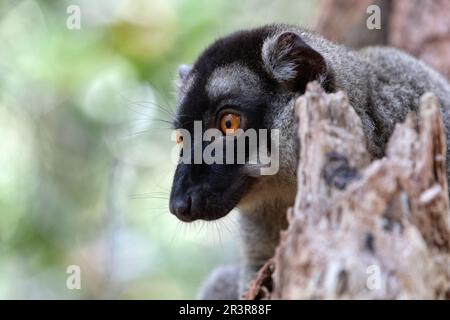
<box><xmin>198</xmin><ymin>265</ymin><xmax>240</xmax><ymax>300</ymax></box>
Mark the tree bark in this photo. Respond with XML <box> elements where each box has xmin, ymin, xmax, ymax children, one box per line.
<box><xmin>246</xmin><ymin>82</ymin><xmax>450</xmax><ymax>300</ymax></box>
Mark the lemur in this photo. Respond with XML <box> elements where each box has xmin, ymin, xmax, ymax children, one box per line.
<box><xmin>168</xmin><ymin>24</ymin><xmax>450</xmax><ymax>299</ymax></box>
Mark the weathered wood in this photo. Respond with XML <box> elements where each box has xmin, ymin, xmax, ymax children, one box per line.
<box><xmin>246</xmin><ymin>82</ymin><xmax>450</xmax><ymax>300</ymax></box>
<box><xmin>244</xmin><ymin>258</ymin><xmax>275</xmax><ymax>300</ymax></box>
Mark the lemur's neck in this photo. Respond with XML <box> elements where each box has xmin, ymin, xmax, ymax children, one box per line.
<box><xmin>237</xmin><ymin>184</ymin><xmax>295</xmax><ymax>266</ymax></box>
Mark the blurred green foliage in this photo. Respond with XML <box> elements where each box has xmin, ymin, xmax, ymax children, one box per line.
<box><xmin>0</xmin><ymin>0</ymin><xmax>316</xmax><ymax>299</ymax></box>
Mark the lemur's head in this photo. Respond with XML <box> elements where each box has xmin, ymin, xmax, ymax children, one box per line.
<box><xmin>169</xmin><ymin>25</ymin><xmax>334</xmax><ymax>222</ymax></box>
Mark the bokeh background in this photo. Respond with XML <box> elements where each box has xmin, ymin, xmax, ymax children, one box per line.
<box><xmin>0</xmin><ymin>0</ymin><xmax>317</xmax><ymax>299</ymax></box>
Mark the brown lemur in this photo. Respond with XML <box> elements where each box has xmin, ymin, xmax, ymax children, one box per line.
<box><xmin>168</xmin><ymin>24</ymin><xmax>450</xmax><ymax>299</ymax></box>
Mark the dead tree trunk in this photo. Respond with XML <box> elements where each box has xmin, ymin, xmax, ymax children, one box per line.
<box><xmin>246</xmin><ymin>82</ymin><xmax>450</xmax><ymax>300</ymax></box>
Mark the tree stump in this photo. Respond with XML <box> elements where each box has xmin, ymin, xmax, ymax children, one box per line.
<box><xmin>246</xmin><ymin>82</ymin><xmax>450</xmax><ymax>300</ymax></box>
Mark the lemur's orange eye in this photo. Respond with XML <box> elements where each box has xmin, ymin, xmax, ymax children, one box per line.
<box><xmin>220</xmin><ymin>113</ymin><xmax>241</xmax><ymax>135</ymax></box>
<box><xmin>175</xmin><ymin>130</ymin><xmax>183</xmax><ymax>146</ymax></box>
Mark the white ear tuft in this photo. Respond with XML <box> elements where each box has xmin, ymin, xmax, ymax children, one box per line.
<box><xmin>262</xmin><ymin>35</ymin><xmax>298</xmax><ymax>83</ymax></box>
<box><xmin>176</xmin><ymin>64</ymin><xmax>193</xmax><ymax>96</ymax></box>
<box><xmin>178</xmin><ymin>64</ymin><xmax>192</xmax><ymax>83</ymax></box>
<box><xmin>261</xmin><ymin>32</ymin><xmax>326</xmax><ymax>91</ymax></box>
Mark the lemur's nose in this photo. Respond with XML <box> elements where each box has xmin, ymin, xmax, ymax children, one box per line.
<box><xmin>169</xmin><ymin>195</ymin><xmax>192</xmax><ymax>222</ymax></box>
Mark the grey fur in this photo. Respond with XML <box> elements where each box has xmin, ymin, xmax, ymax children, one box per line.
<box><xmin>206</xmin><ymin>63</ymin><xmax>263</xmax><ymax>102</ymax></box>
<box><xmin>182</xmin><ymin>25</ymin><xmax>450</xmax><ymax>299</ymax></box>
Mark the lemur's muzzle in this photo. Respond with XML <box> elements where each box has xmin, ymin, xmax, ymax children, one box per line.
<box><xmin>169</xmin><ymin>194</ymin><xmax>192</xmax><ymax>222</ymax></box>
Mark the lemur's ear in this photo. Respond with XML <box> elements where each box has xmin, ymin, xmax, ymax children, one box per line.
<box><xmin>262</xmin><ymin>32</ymin><xmax>326</xmax><ymax>91</ymax></box>
<box><xmin>177</xmin><ymin>64</ymin><xmax>192</xmax><ymax>95</ymax></box>
<box><xmin>178</xmin><ymin>64</ymin><xmax>192</xmax><ymax>84</ymax></box>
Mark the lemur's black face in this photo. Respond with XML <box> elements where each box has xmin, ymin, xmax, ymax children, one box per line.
<box><xmin>169</xmin><ymin>25</ymin><xmax>330</xmax><ymax>222</ymax></box>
